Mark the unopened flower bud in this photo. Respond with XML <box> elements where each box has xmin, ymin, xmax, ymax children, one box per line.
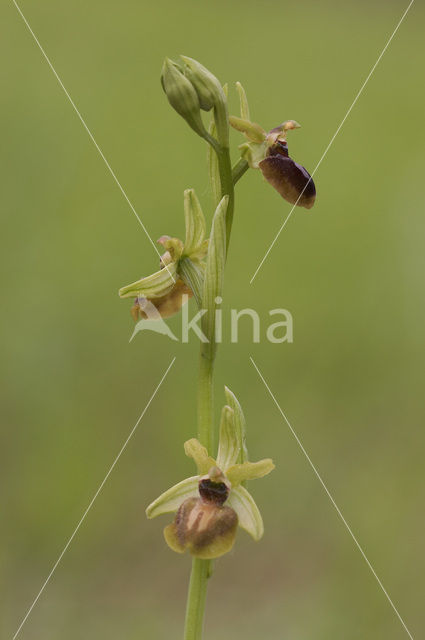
<box><xmin>161</xmin><ymin>58</ymin><xmax>207</xmax><ymax>138</ymax></box>
<box><xmin>181</xmin><ymin>56</ymin><xmax>229</xmax><ymax>146</ymax></box>
<box><xmin>181</xmin><ymin>55</ymin><xmax>225</xmax><ymax>112</ymax></box>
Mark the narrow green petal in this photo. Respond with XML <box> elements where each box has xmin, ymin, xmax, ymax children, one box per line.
<box><xmin>145</xmin><ymin>476</ymin><xmax>198</xmax><ymax>519</ymax></box>
<box><xmin>236</xmin><ymin>81</ymin><xmax>250</xmax><ymax>121</ymax></box>
<box><xmin>227</xmin><ymin>485</ymin><xmax>264</xmax><ymax>541</ymax></box>
<box><xmin>226</xmin><ymin>459</ymin><xmax>275</xmax><ymax>487</ymax></box>
<box><xmin>184</xmin><ymin>438</ymin><xmax>216</xmax><ymax>474</ymax></box>
<box><xmin>183</xmin><ymin>189</ymin><xmax>206</xmax><ymax>256</ymax></box>
<box><xmin>229</xmin><ymin>115</ymin><xmax>266</xmax><ymax>143</ymax></box>
<box><xmin>216</xmin><ymin>405</ymin><xmax>239</xmax><ymax>471</ymax></box>
<box><xmin>118</xmin><ymin>262</ymin><xmax>178</xmax><ymax>299</ymax></box>
<box><xmin>224</xmin><ymin>386</ymin><xmax>248</xmax><ymax>466</ymax></box>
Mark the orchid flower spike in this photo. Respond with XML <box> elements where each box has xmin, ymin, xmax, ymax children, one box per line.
<box><xmin>118</xmin><ymin>189</ymin><xmax>208</xmax><ymax>320</ymax></box>
<box><xmin>146</xmin><ymin>387</ymin><xmax>275</xmax><ymax>559</ymax></box>
<box><xmin>229</xmin><ymin>83</ymin><xmax>316</xmax><ymax>209</ymax></box>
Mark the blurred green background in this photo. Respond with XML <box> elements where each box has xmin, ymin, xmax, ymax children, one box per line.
<box><xmin>1</xmin><ymin>0</ymin><xmax>424</xmax><ymax>638</ymax></box>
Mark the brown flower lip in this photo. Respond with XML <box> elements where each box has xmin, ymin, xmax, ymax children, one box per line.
<box><xmin>259</xmin><ymin>140</ymin><xmax>316</xmax><ymax>209</ymax></box>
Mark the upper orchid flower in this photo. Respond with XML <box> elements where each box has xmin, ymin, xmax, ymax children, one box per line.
<box><xmin>229</xmin><ymin>83</ymin><xmax>316</xmax><ymax>209</ymax></box>
<box><xmin>146</xmin><ymin>387</ymin><xmax>275</xmax><ymax>559</ymax></box>
<box><xmin>118</xmin><ymin>189</ymin><xmax>208</xmax><ymax>320</ymax></box>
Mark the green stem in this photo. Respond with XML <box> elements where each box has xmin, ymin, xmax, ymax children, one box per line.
<box><xmin>183</xmin><ymin>100</ymin><xmax>247</xmax><ymax>640</ymax></box>
<box><xmin>197</xmin><ymin>347</ymin><xmax>214</xmax><ymax>451</ymax></box>
<box><xmin>183</xmin><ymin>348</ymin><xmax>213</xmax><ymax>640</ymax></box>
<box><xmin>232</xmin><ymin>158</ymin><xmax>249</xmax><ymax>185</ymax></box>
<box><xmin>183</xmin><ymin>558</ymin><xmax>212</xmax><ymax>640</ymax></box>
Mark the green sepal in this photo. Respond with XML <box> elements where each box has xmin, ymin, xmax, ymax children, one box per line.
<box><xmin>184</xmin><ymin>438</ymin><xmax>216</xmax><ymax>474</ymax></box>
<box><xmin>227</xmin><ymin>485</ymin><xmax>264</xmax><ymax>541</ymax></box>
<box><xmin>236</xmin><ymin>81</ymin><xmax>250</xmax><ymax>120</ymax></box>
<box><xmin>118</xmin><ymin>261</ymin><xmax>178</xmax><ymax>299</ymax></box>
<box><xmin>201</xmin><ymin>196</ymin><xmax>228</xmax><ymax>360</ymax></box>
<box><xmin>183</xmin><ymin>189</ymin><xmax>206</xmax><ymax>256</ymax></box>
<box><xmin>207</xmin><ymin>118</ymin><xmax>221</xmax><ymax>206</ymax></box>
<box><xmin>145</xmin><ymin>476</ymin><xmax>198</xmax><ymax>519</ymax></box>
<box><xmin>229</xmin><ymin>116</ymin><xmax>266</xmax><ymax>143</ymax></box>
<box><xmin>226</xmin><ymin>459</ymin><xmax>275</xmax><ymax>487</ymax></box>
<box><xmin>178</xmin><ymin>257</ymin><xmax>204</xmax><ymax>307</ymax></box>
<box><xmin>216</xmin><ymin>405</ymin><xmax>239</xmax><ymax>470</ymax></box>
<box><xmin>224</xmin><ymin>386</ymin><xmax>248</xmax><ymax>465</ymax></box>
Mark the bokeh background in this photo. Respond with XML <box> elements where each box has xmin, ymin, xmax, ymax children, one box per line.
<box><xmin>1</xmin><ymin>1</ymin><xmax>424</xmax><ymax>638</ymax></box>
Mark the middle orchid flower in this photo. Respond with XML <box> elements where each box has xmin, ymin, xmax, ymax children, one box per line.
<box><xmin>118</xmin><ymin>189</ymin><xmax>208</xmax><ymax>320</ymax></box>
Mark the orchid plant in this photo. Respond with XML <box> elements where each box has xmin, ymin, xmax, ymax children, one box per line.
<box><xmin>119</xmin><ymin>56</ymin><xmax>315</xmax><ymax>639</ymax></box>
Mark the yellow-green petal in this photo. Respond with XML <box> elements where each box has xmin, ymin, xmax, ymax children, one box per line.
<box><xmin>184</xmin><ymin>438</ymin><xmax>216</xmax><ymax>475</ymax></box>
<box><xmin>226</xmin><ymin>459</ymin><xmax>275</xmax><ymax>487</ymax></box>
<box><xmin>236</xmin><ymin>81</ymin><xmax>250</xmax><ymax>121</ymax></box>
<box><xmin>145</xmin><ymin>476</ymin><xmax>198</xmax><ymax>519</ymax></box>
<box><xmin>229</xmin><ymin>116</ymin><xmax>266</xmax><ymax>144</ymax></box>
<box><xmin>227</xmin><ymin>485</ymin><xmax>264</xmax><ymax>541</ymax></box>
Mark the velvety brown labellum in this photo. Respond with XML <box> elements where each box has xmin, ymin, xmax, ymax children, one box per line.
<box><xmin>164</xmin><ymin>497</ymin><xmax>238</xmax><ymax>559</ymax></box>
<box><xmin>259</xmin><ymin>143</ymin><xmax>316</xmax><ymax>209</ymax></box>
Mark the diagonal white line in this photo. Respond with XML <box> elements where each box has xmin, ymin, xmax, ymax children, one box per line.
<box><xmin>12</xmin><ymin>356</ymin><xmax>176</xmax><ymax>640</ymax></box>
<box><xmin>250</xmin><ymin>356</ymin><xmax>414</xmax><ymax>640</ymax></box>
<box><xmin>250</xmin><ymin>0</ymin><xmax>415</xmax><ymax>284</ymax></box>
<box><xmin>12</xmin><ymin>0</ymin><xmax>175</xmax><ymax>281</ymax></box>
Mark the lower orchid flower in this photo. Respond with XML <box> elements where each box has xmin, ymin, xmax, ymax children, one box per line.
<box><xmin>146</xmin><ymin>388</ymin><xmax>275</xmax><ymax>559</ymax></box>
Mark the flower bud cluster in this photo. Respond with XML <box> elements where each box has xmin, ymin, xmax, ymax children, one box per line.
<box><xmin>161</xmin><ymin>56</ymin><xmax>228</xmax><ymax>145</ymax></box>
